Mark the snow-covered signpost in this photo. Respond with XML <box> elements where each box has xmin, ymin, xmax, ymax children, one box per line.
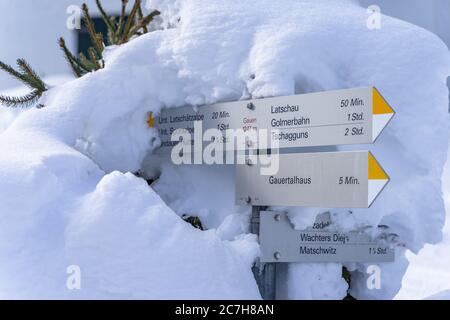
<box><xmin>259</xmin><ymin>211</ymin><xmax>395</xmax><ymax>263</ymax></box>
<box><xmin>236</xmin><ymin>151</ymin><xmax>390</xmax><ymax>208</ymax></box>
<box><xmin>155</xmin><ymin>87</ymin><xmax>395</xmax><ymax>152</ymax></box>
<box><xmin>154</xmin><ymin>86</ymin><xmax>395</xmax><ymax>300</ymax></box>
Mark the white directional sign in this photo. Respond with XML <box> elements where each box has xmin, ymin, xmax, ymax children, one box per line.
<box><xmin>260</xmin><ymin>211</ymin><xmax>395</xmax><ymax>263</ymax></box>
<box><xmin>236</xmin><ymin>151</ymin><xmax>389</xmax><ymax>208</ymax></box>
<box><xmin>153</xmin><ymin>87</ymin><xmax>394</xmax><ymax>151</ymax></box>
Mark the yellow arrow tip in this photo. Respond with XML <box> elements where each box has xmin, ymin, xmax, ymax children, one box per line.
<box><xmin>373</xmin><ymin>87</ymin><xmax>394</xmax><ymax>115</ymax></box>
<box><xmin>368</xmin><ymin>152</ymin><xmax>389</xmax><ymax>180</ymax></box>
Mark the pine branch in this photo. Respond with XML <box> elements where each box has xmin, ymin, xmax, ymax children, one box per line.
<box><xmin>58</xmin><ymin>0</ymin><xmax>160</xmax><ymax>77</ymax></box>
<box><xmin>130</xmin><ymin>10</ymin><xmax>160</xmax><ymax>36</ymax></box>
<box><xmin>59</xmin><ymin>35</ymin><xmax>102</xmax><ymax>77</ymax></box>
<box><xmin>82</xmin><ymin>3</ymin><xmax>104</xmax><ymax>57</ymax></box>
<box><xmin>137</xmin><ymin>1</ymin><xmax>148</xmax><ymax>34</ymax></box>
<box><xmin>59</xmin><ymin>37</ymin><xmax>83</xmax><ymax>77</ymax></box>
<box><xmin>0</xmin><ymin>58</ymin><xmax>47</xmax><ymax>108</ymax></box>
<box><xmin>88</xmin><ymin>47</ymin><xmax>102</xmax><ymax>70</ymax></box>
<box><xmin>122</xmin><ymin>0</ymin><xmax>140</xmax><ymax>43</ymax></box>
<box><xmin>0</xmin><ymin>90</ymin><xmax>41</xmax><ymax>108</ymax></box>
<box><xmin>16</xmin><ymin>58</ymin><xmax>47</xmax><ymax>92</ymax></box>
<box><xmin>0</xmin><ymin>60</ymin><xmax>24</xmax><ymax>82</ymax></box>
<box><xmin>107</xmin><ymin>16</ymin><xmax>117</xmax><ymax>45</ymax></box>
<box><xmin>95</xmin><ymin>0</ymin><xmax>116</xmax><ymax>34</ymax></box>
<box><xmin>117</xmin><ymin>0</ymin><xmax>129</xmax><ymax>39</ymax></box>
<box><xmin>77</xmin><ymin>52</ymin><xmax>96</xmax><ymax>72</ymax></box>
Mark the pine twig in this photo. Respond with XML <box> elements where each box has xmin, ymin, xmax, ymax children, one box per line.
<box><xmin>117</xmin><ymin>0</ymin><xmax>129</xmax><ymax>40</ymax></box>
<box><xmin>96</xmin><ymin>0</ymin><xmax>116</xmax><ymax>34</ymax></box>
<box><xmin>130</xmin><ymin>10</ymin><xmax>160</xmax><ymax>36</ymax></box>
<box><xmin>0</xmin><ymin>58</ymin><xmax>47</xmax><ymax>108</ymax></box>
<box><xmin>82</xmin><ymin>3</ymin><xmax>104</xmax><ymax>57</ymax></box>
<box><xmin>88</xmin><ymin>47</ymin><xmax>102</xmax><ymax>70</ymax></box>
<box><xmin>122</xmin><ymin>0</ymin><xmax>140</xmax><ymax>43</ymax></box>
<box><xmin>16</xmin><ymin>58</ymin><xmax>47</xmax><ymax>92</ymax></box>
<box><xmin>59</xmin><ymin>37</ymin><xmax>83</xmax><ymax>77</ymax></box>
<box><xmin>137</xmin><ymin>1</ymin><xmax>148</xmax><ymax>34</ymax></box>
<box><xmin>0</xmin><ymin>60</ymin><xmax>23</xmax><ymax>82</ymax></box>
<box><xmin>0</xmin><ymin>90</ymin><xmax>41</xmax><ymax>108</ymax></box>
<box><xmin>58</xmin><ymin>0</ymin><xmax>160</xmax><ymax>78</ymax></box>
<box><xmin>107</xmin><ymin>16</ymin><xmax>117</xmax><ymax>45</ymax></box>
<box><xmin>78</xmin><ymin>52</ymin><xmax>96</xmax><ymax>72</ymax></box>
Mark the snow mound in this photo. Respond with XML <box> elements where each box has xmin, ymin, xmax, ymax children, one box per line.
<box><xmin>0</xmin><ymin>75</ymin><xmax>72</xmax><ymax>134</ymax></box>
<box><xmin>280</xmin><ymin>263</ymin><xmax>349</xmax><ymax>300</ymax></box>
<box><xmin>0</xmin><ymin>157</ymin><xmax>260</xmax><ymax>299</ymax></box>
<box><xmin>0</xmin><ymin>0</ymin><xmax>450</xmax><ymax>299</ymax></box>
<box><xmin>65</xmin><ymin>172</ymin><xmax>260</xmax><ymax>299</ymax></box>
<box><xmin>425</xmin><ymin>290</ymin><xmax>450</xmax><ymax>300</ymax></box>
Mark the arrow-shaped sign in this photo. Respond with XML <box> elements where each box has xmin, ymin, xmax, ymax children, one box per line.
<box><xmin>154</xmin><ymin>87</ymin><xmax>395</xmax><ymax>152</ymax></box>
<box><xmin>372</xmin><ymin>87</ymin><xmax>395</xmax><ymax>142</ymax></box>
<box><xmin>236</xmin><ymin>151</ymin><xmax>389</xmax><ymax>208</ymax></box>
<box><xmin>259</xmin><ymin>211</ymin><xmax>395</xmax><ymax>263</ymax></box>
<box><xmin>368</xmin><ymin>152</ymin><xmax>390</xmax><ymax>207</ymax></box>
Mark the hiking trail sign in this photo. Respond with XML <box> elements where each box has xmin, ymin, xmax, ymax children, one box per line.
<box><xmin>149</xmin><ymin>86</ymin><xmax>396</xmax><ymax>299</ymax></box>
<box><xmin>260</xmin><ymin>211</ymin><xmax>395</xmax><ymax>263</ymax></box>
<box><xmin>153</xmin><ymin>87</ymin><xmax>394</xmax><ymax>151</ymax></box>
<box><xmin>236</xmin><ymin>151</ymin><xmax>390</xmax><ymax>208</ymax></box>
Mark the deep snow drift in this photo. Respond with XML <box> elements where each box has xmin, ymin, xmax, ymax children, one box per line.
<box><xmin>0</xmin><ymin>0</ymin><xmax>450</xmax><ymax>299</ymax></box>
<box><xmin>396</xmin><ymin>145</ymin><xmax>450</xmax><ymax>300</ymax></box>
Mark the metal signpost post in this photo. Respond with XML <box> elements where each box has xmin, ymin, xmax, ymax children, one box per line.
<box><xmin>153</xmin><ymin>86</ymin><xmax>395</xmax><ymax>300</ymax></box>
<box><xmin>251</xmin><ymin>206</ymin><xmax>276</xmax><ymax>300</ymax></box>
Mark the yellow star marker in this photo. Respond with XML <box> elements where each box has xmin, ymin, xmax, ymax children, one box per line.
<box><xmin>147</xmin><ymin>112</ymin><xmax>155</xmax><ymax>128</ymax></box>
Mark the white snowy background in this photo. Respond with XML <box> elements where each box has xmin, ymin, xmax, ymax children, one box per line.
<box><xmin>0</xmin><ymin>0</ymin><xmax>450</xmax><ymax>300</ymax></box>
